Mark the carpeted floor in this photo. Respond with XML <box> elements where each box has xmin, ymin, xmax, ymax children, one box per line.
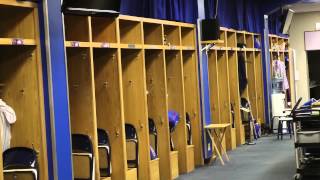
<box><xmin>178</xmin><ymin>136</ymin><xmax>296</xmax><ymax>180</ymax></box>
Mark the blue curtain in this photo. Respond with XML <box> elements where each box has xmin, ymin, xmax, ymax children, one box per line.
<box><xmin>120</xmin><ymin>0</ymin><xmax>198</xmax><ymax>23</ymax></box>
<box><xmin>259</xmin><ymin>0</ymin><xmax>301</xmax><ymax>36</ymax></box>
<box><xmin>204</xmin><ymin>0</ymin><xmax>264</xmax><ymax>33</ymax></box>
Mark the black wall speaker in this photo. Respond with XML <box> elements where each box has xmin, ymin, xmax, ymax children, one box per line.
<box><xmin>201</xmin><ymin>19</ymin><xmax>220</xmax><ymax>41</ymax></box>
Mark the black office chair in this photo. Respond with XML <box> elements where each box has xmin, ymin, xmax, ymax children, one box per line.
<box><xmin>3</xmin><ymin>147</ymin><xmax>39</xmax><ymax>180</ymax></box>
<box><xmin>186</xmin><ymin>113</ymin><xmax>192</xmax><ymax>145</ymax></box>
<box><xmin>72</xmin><ymin>134</ymin><xmax>94</xmax><ymax>180</ymax></box>
<box><xmin>125</xmin><ymin>124</ymin><xmax>139</xmax><ymax>169</ymax></box>
<box><xmin>148</xmin><ymin>118</ymin><xmax>158</xmax><ymax>155</ymax></box>
<box><xmin>97</xmin><ymin>129</ymin><xmax>111</xmax><ymax>177</ymax></box>
<box><xmin>276</xmin><ymin>97</ymin><xmax>303</xmax><ymax>140</ymax></box>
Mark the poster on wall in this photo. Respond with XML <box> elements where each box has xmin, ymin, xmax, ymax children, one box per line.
<box><xmin>305</xmin><ymin>31</ymin><xmax>320</xmax><ymax>51</ymax></box>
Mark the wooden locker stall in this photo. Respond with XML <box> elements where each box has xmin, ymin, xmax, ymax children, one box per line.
<box><xmin>216</xmin><ymin>50</ymin><xmax>232</xmax><ymax>151</ymax></box>
<box><xmin>66</xmin><ymin>47</ymin><xmax>101</xmax><ymax>179</ymax></box>
<box><xmin>208</xmin><ymin>50</ymin><xmax>221</xmax><ymax>125</ymax></box>
<box><xmin>121</xmin><ymin>48</ymin><xmax>151</xmax><ymax>180</ymax></box>
<box><xmin>145</xmin><ymin>49</ymin><xmax>170</xmax><ymax>180</ymax></box>
<box><xmin>227</xmin><ymin>50</ymin><xmax>242</xmax><ymax>148</ymax></box>
<box><xmin>254</xmin><ymin>51</ymin><xmax>265</xmax><ymax>124</ymax></box>
<box><xmin>246</xmin><ymin>51</ymin><xmax>258</xmax><ymax>119</ymax></box>
<box><xmin>165</xmin><ymin>50</ymin><xmax>188</xmax><ymax>175</ymax></box>
<box><xmin>0</xmin><ymin>2</ymin><xmax>48</xmax><ymax>179</ymax></box>
<box><xmin>64</xmin><ymin>15</ymin><xmax>101</xmax><ymax>179</ymax></box>
<box><xmin>182</xmin><ymin>50</ymin><xmax>198</xmax><ymax>171</ymax></box>
<box><xmin>182</xmin><ymin>26</ymin><xmax>202</xmax><ymax>168</ymax></box>
<box><xmin>93</xmin><ymin>47</ymin><xmax>127</xmax><ymax>180</ymax></box>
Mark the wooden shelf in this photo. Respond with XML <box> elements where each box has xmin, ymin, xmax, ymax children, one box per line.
<box><xmin>0</xmin><ymin>0</ymin><xmax>37</xmax><ymax>8</ymax></box>
<box><xmin>236</xmin><ymin>32</ymin><xmax>245</xmax><ymax>45</ymax></box>
<box><xmin>245</xmin><ymin>33</ymin><xmax>254</xmax><ymax>48</ymax></box>
<box><xmin>181</xmin><ymin>27</ymin><xmax>195</xmax><ymax>47</ymax></box>
<box><xmin>201</xmin><ymin>40</ymin><xmax>224</xmax><ymax>44</ymax></box>
<box><xmin>164</xmin><ymin>45</ymin><xmax>181</xmax><ymax>50</ymax></box>
<box><xmin>227</xmin><ymin>31</ymin><xmax>236</xmax><ymax>48</ymax></box>
<box><xmin>119</xmin><ymin>43</ymin><xmax>143</xmax><ymax>49</ymax></box>
<box><xmin>0</xmin><ymin>38</ymin><xmax>36</xmax><ymax>46</ymax></box>
<box><xmin>164</xmin><ymin>25</ymin><xmax>181</xmax><ymax>46</ymax></box>
<box><xmin>144</xmin><ymin>44</ymin><xmax>164</xmax><ymax>49</ymax></box>
<box><xmin>0</xmin><ymin>5</ymin><xmax>35</xmax><ymax>39</ymax></box>
<box><xmin>91</xmin><ymin>17</ymin><xmax>117</xmax><ymax>43</ymax></box>
<box><xmin>65</xmin><ymin>41</ymin><xmax>91</xmax><ymax>48</ymax></box>
<box><xmin>119</xmin><ymin>19</ymin><xmax>142</xmax><ymax>44</ymax></box>
<box><xmin>64</xmin><ymin>15</ymin><xmax>90</xmax><ymax>42</ymax></box>
<box><xmin>91</xmin><ymin>42</ymin><xmax>118</xmax><ymax>49</ymax></box>
<box><xmin>143</xmin><ymin>22</ymin><xmax>163</xmax><ymax>45</ymax></box>
<box><xmin>182</xmin><ymin>46</ymin><xmax>196</xmax><ymax>51</ymax></box>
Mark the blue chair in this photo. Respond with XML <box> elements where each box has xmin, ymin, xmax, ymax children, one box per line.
<box><xmin>97</xmin><ymin>129</ymin><xmax>111</xmax><ymax>177</ymax></box>
<box><xmin>186</xmin><ymin>113</ymin><xmax>192</xmax><ymax>145</ymax></box>
<box><xmin>72</xmin><ymin>134</ymin><xmax>94</xmax><ymax>180</ymax></box>
<box><xmin>125</xmin><ymin>124</ymin><xmax>139</xmax><ymax>168</ymax></box>
<box><xmin>3</xmin><ymin>147</ymin><xmax>38</xmax><ymax>180</ymax></box>
<box><xmin>148</xmin><ymin>118</ymin><xmax>158</xmax><ymax>156</ymax></box>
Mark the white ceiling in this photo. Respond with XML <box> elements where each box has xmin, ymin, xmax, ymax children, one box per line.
<box><xmin>287</xmin><ymin>2</ymin><xmax>320</xmax><ymax>13</ymax></box>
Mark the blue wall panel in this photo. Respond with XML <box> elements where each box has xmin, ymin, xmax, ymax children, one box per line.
<box><xmin>45</xmin><ymin>0</ymin><xmax>73</xmax><ymax>179</ymax></box>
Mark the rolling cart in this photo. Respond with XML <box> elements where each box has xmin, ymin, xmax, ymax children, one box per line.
<box><xmin>292</xmin><ymin>98</ymin><xmax>320</xmax><ymax>180</ymax></box>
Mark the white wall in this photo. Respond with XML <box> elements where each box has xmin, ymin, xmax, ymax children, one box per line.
<box><xmin>289</xmin><ymin>11</ymin><xmax>320</xmax><ymax>101</ymax></box>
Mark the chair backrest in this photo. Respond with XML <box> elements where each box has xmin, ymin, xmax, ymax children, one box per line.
<box><xmin>186</xmin><ymin>113</ymin><xmax>192</xmax><ymax>145</ymax></box>
<box><xmin>72</xmin><ymin>134</ymin><xmax>93</xmax><ymax>154</ymax></box>
<box><xmin>3</xmin><ymin>147</ymin><xmax>38</xmax><ymax>170</ymax></box>
<box><xmin>97</xmin><ymin>129</ymin><xmax>110</xmax><ymax>146</ymax></box>
<box><xmin>241</xmin><ymin>98</ymin><xmax>250</xmax><ymax>109</ymax></box>
<box><xmin>125</xmin><ymin>124</ymin><xmax>137</xmax><ymax>140</ymax></box>
<box><xmin>148</xmin><ymin>118</ymin><xmax>157</xmax><ymax>135</ymax></box>
<box><xmin>290</xmin><ymin>97</ymin><xmax>303</xmax><ymax>116</ymax></box>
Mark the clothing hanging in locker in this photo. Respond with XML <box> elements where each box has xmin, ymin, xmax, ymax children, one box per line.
<box><xmin>272</xmin><ymin>59</ymin><xmax>289</xmax><ymax>91</ymax></box>
<box><xmin>238</xmin><ymin>53</ymin><xmax>248</xmax><ymax>95</ymax></box>
<box><xmin>0</xmin><ymin>99</ymin><xmax>16</xmax><ymax>152</ymax></box>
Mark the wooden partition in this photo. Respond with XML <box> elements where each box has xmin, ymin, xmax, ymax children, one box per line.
<box><xmin>66</xmin><ymin>47</ymin><xmax>101</xmax><ymax>179</ymax></box>
<box><xmin>182</xmin><ymin>50</ymin><xmax>201</xmax><ymax>169</ymax></box>
<box><xmin>0</xmin><ymin>2</ymin><xmax>48</xmax><ymax>179</ymax></box>
<box><xmin>121</xmin><ymin>49</ymin><xmax>151</xmax><ymax>180</ymax></box>
<box><xmin>165</xmin><ymin>50</ymin><xmax>188</xmax><ymax>174</ymax></box>
<box><xmin>208</xmin><ymin>51</ymin><xmax>221</xmax><ymax>124</ymax></box>
<box><xmin>246</xmin><ymin>51</ymin><xmax>258</xmax><ymax>118</ymax></box>
<box><xmin>217</xmin><ymin>50</ymin><xmax>232</xmax><ymax>150</ymax></box>
<box><xmin>227</xmin><ymin>50</ymin><xmax>241</xmax><ymax>148</ymax></box>
<box><xmin>93</xmin><ymin>48</ymin><xmax>127</xmax><ymax>180</ymax></box>
<box><xmin>254</xmin><ymin>51</ymin><xmax>265</xmax><ymax>124</ymax></box>
<box><xmin>145</xmin><ymin>49</ymin><xmax>171</xmax><ymax>180</ymax></box>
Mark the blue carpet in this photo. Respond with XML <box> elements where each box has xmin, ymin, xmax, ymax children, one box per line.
<box><xmin>178</xmin><ymin>136</ymin><xmax>296</xmax><ymax>180</ymax></box>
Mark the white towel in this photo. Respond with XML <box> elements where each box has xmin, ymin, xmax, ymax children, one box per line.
<box><xmin>0</xmin><ymin>99</ymin><xmax>16</xmax><ymax>152</ymax></box>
